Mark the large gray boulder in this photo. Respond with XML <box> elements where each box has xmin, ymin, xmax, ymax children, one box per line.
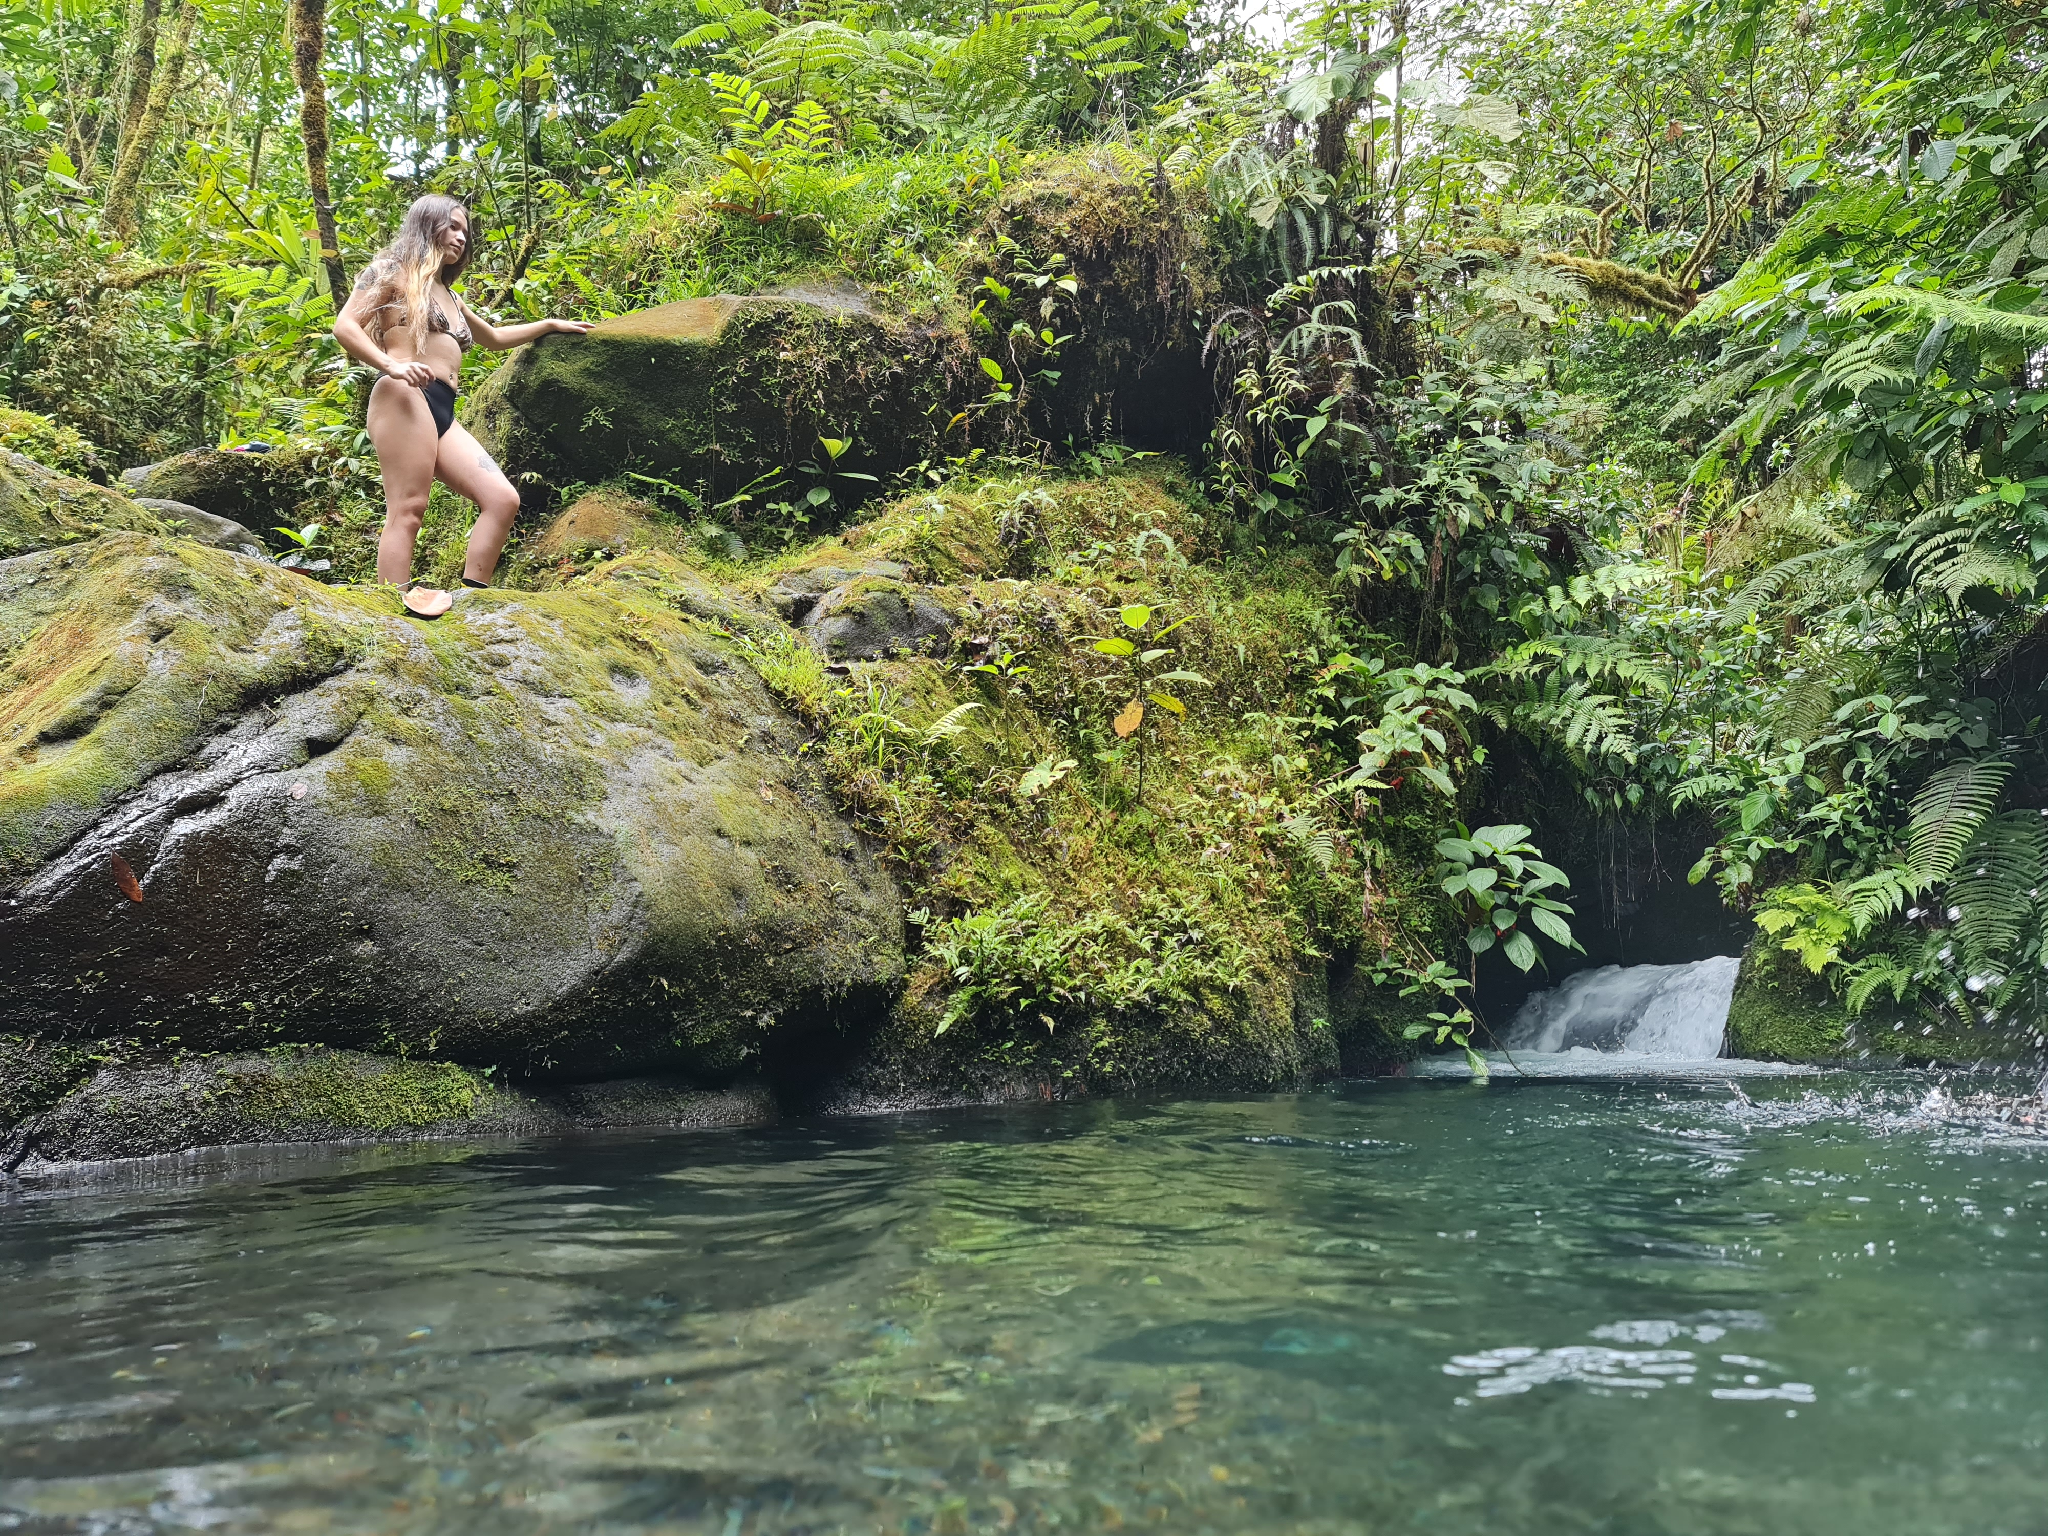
<box><xmin>0</xmin><ymin>534</ymin><xmax>903</xmax><ymax>1080</ymax></box>
<box><xmin>131</xmin><ymin>497</ymin><xmax>271</xmax><ymax>559</ymax></box>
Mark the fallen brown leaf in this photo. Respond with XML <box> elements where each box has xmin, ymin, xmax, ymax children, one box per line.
<box><xmin>110</xmin><ymin>853</ymin><xmax>144</xmax><ymax>903</ymax></box>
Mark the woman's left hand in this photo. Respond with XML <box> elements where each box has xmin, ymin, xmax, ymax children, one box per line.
<box><xmin>549</xmin><ymin>319</ymin><xmax>594</xmax><ymax>336</ymax></box>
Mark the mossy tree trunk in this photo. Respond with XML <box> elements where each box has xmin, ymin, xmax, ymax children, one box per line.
<box><xmin>289</xmin><ymin>0</ymin><xmax>349</xmax><ymax>300</ymax></box>
<box><xmin>100</xmin><ymin>0</ymin><xmax>196</xmax><ymax>241</ymax></box>
<box><xmin>113</xmin><ymin>0</ymin><xmax>164</xmax><ymax>172</ymax></box>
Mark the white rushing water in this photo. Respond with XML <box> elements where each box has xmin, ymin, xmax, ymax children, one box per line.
<box><xmin>1504</xmin><ymin>956</ymin><xmax>1743</xmax><ymax>1058</ymax></box>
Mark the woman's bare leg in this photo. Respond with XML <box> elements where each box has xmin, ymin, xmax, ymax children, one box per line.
<box><xmin>434</xmin><ymin>421</ymin><xmax>522</xmax><ymax>584</ymax></box>
<box><xmin>366</xmin><ymin>377</ymin><xmax>440</xmax><ymax>586</ymax></box>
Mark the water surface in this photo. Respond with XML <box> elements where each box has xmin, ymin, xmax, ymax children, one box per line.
<box><xmin>2</xmin><ymin>1075</ymin><xmax>2043</xmax><ymax>1534</ymax></box>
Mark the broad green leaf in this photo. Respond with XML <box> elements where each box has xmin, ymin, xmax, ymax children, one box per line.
<box><xmin>1528</xmin><ymin>905</ymin><xmax>1575</xmax><ymax>948</ymax></box>
<box><xmin>1119</xmin><ymin>603</ymin><xmax>1153</xmax><ymax>630</ymax></box>
<box><xmin>1502</xmin><ymin>929</ymin><xmax>1539</xmax><ymax>971</ymax></box>
<box><xmin>1093</xmin><ymin>637</ymin><xmax>1135</xmax><ymax>657</ymax></box>
<box><xmin>1739</xmin><ymin>789</ymin><xmax>1776</xmax><ymax>832</ymax></box>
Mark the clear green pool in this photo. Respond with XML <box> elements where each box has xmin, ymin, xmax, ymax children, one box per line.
<box><xmin>1</xmin><ymin>1074</ymin><xmax>2043</xmax><ymax>1534</ymax></box>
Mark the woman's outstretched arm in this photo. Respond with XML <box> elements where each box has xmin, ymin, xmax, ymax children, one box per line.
<box><xmin>460</xmin><ymin>297</ymin><xmax>592</xmax><ymax>351</ymax></box>
<box><xmin>334</xmin><ymin>284</ymin><xmax>434</xmax><ymax>387</ymax></box>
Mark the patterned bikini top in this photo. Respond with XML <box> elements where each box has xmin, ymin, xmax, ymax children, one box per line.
<box><xmin>352</xmin><ymin>259</ymin><xmax>472</xmax><ymax>348</ymax></box>
<box><xmin>427</xmin><ymin>293</ymin><xmax>474</xmax><ymax>349</ymax></box>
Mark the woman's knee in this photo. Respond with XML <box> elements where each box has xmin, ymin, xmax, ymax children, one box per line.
<box><xmin>480</xmin><ymin>483</ymin><xmax>520</xmax><ymax>522</ymax></box>
<box><xmin>382</xmin><ymin>495</ymin><xmax>429</xmax><ymax>533</ymax></box>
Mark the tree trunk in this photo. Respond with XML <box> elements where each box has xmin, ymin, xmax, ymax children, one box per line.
<box><xmin>441</xmin><ymin>28</ymin><xmax>469</xmax><ymax>162</ymax></box>
<box><xmin>289</xmin><ymin>0</ymin><xmax>349</xmax><ymax>300</ymax></box>
<box><xmin>112</xmin><ymin>0</ymin><xmax>164</xmax><ymax>171</ymax></box>
<box><xmin>101</xmin><ymin>0</ymin><xmax>196</xmax><ymax>241</ymax></box>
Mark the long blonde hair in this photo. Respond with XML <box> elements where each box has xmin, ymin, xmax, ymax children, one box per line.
<box><xmin>354</xmin><ymin>193</ymin><xmax>473</xmax><ymax>348</ymax></box>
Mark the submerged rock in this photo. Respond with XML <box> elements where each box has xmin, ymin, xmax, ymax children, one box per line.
<box><xmin>0</xmin><ymin>533</ymin><xmax>903</xmax><ymax>1079</ymax></box>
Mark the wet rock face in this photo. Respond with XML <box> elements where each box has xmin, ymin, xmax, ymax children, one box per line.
<box><xmin>0</xmin><ymin>534</ymin><xmax>904</xmax><ymax>1079</ymax></box>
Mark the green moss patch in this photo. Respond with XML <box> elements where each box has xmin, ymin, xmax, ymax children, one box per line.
<box><xmin>223</xmin><ymin>1048</ymin><xmax>489</xmax><ymax>1131</ymax></box>
<box><xmin>1726</xmin><ymin>936</ymin><xmax>1851</xmax><ymax>1061</ymax></box>
<box><xmin>688</xmin><ymin>463</ymin><xmax>1427</xmax><ymax>1094</ymax></box>
<box><xmin>0</xmin><ymin>451</ymin><xmax>169</xmax><ymax>560</ymax></box>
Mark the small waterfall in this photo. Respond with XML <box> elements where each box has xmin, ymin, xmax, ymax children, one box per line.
<box><xmin>1504</xmin><ymin>957</ymin><xmax>1741</xmax><ymax>1059</ymax></box>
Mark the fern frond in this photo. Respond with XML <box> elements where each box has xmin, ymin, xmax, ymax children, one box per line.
<box><xmin>1672</xmin><ymin>772</ymin><xmax>1740</xmax><ymax>808</ymax></box>
<box><xmin>1844</xmin><ymin>953</ymin><xmax>1917</xmax><ymax>1014</ymax></box>
<box><xmin>1282</xmin><ymin>813</ymin><xmax>1337</xmax><ymax>873</ymax></box>
<box><xmin>1949</xmin><ymin>810</ymin><xmax>2048</xmax><ymax>965</ymax></box>
<box><xmin>1931</xmin><ymin>546</ymin><xmax>2034</xmax><ymax>601</ymax></box>
<box><xmin>1908</xmin><ymin>756</ymin><xmax>2011</xmax><ymax>883</ymax></box>
<box><xmin>1722</xmin><ymin>545</ymin><xmax>1853</xmax><ymax>626</ymax></box>
<box><xmin>1842</xmin><ymin>285</ymin><xmax>2048</xmax><ymax>346</ymax></box>
<box><xmin>920</xmin><ymin>700</ymin><xmax>986</xmax><ymax>745</ymax></box>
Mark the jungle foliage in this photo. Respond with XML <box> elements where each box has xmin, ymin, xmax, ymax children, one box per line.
<box><xmin>4</xmin><ymin>0</ymin><xmax>2045</xmax><ymax>1058</ymax></box>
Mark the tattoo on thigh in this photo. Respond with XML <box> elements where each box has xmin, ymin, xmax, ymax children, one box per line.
<box><xmin>477</xmin><ymin>447</ymin><xmax>498</xmax><ymax>473</ymax></box>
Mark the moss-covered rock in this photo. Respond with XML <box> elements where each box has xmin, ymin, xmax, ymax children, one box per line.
<box><xmin>802</xmin><ymin>577</ymin><xmax>958</xmax><ymax>660</ymax></box>
<box><xmin>464</xmin><ymin>287</ymin><xmax>969</xmax><ymax>508</ymax></box>
<box><xmin>3</xmin><ymin>1045</ymin><xmax>776</xmax><ymax>1169</ymax></box>
<box><xmin>131</xmin><ymin>498</ymin><xmax>272</xmax><ymax>558</ymax></box>
<box><xmin>124</xmin><ymin>445</ymin><xmax>325</xmax><ymax>535</ymax></box>
<box><xmin>0</xmin><ymin>449</ymin><xmax>170</xmax><ymax>559</ymax></box>
<box><xmin>1725</xmin><ymin>934</ymin><xmax>1852</xmax><ymax>1060</ymax></box>
<box><xmin>528</xmin><ymin>487</ymin><xmax>666</xmax><ymax>562</ymax></box>
<box><xmin>0</xmin><ymin>534</ymin><xmax>903</xmax><ymax>1078</ymax></box>
<box><xmin>979</xmin><ymin>155</ymin><xmax>1220</xmax><ymax>453</ymax></box>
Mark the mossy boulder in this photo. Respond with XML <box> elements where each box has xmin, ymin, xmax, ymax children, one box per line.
<box><xmin>2</xmin><ymin>1044</ymin><xmax>775</xmax><ymax>1168</ymax></box>
<box><xmin>979</xmin><ymin>155</ymin><xmax>1220</xmax><ymax>452</ymax></box>
<box><xmin>464</xmin><ymin>286</ymin><xmax>968</xmax><ymax>507</ymax></box>
<box><xmin>1725</xmin><ymin>934</ymin><xmax>1852</xmax><ymax>1060</ymax></box>
<box><xmin>0</xmin><ymin>449</ymin><xmax>171</xmax><ymax>559</ymax></box>
<box><xmin>528</xmin><ymin>487</ymin><xmax>667</xmax><ymax>563</ymax></box>
<box><xmin>802</xmin><ymin>577</ymin><xmax>958</xmax><ymax>660</ymax></box>
<box><xmin>0</xmin><ymin>534</ymin><xmax>903</xmax><ymax>1079</ymax></box>
<box><xmin>124</xmin><ymin>445</ymin><xmax>324</xmax><ymax>536</ymax></box>
<box><xmin>131</xmin><ymin>498</ymin><xmax>272</xmax><ymax>558</ymax></box>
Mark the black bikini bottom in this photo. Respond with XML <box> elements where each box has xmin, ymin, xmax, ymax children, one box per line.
<box><xmin>423</xmin><ymin>377</ymin><xmax>456</xmax><ymax>438</ymax></box>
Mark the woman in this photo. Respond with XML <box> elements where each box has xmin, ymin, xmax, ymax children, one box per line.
<box><xmin>333</xmin><ymin>193</ymin><xmax>590</xmax><ymax>617</ymax></box>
